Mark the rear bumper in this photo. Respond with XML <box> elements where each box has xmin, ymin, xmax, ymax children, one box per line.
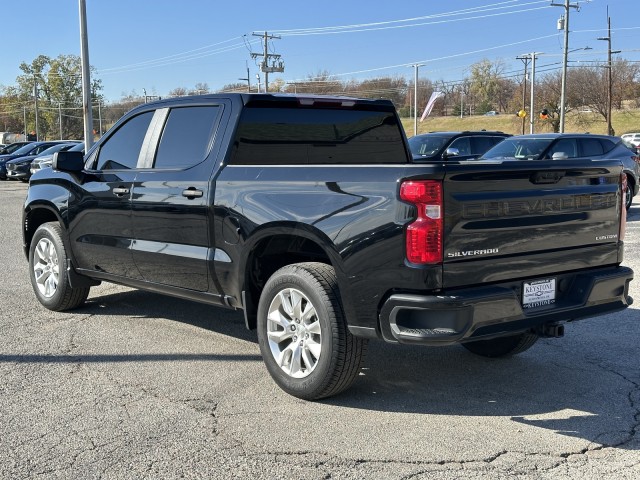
<box><xmin>377</xmin><ymin>266</ymin><xmax>634</xmax><ymax>345</ymax></box>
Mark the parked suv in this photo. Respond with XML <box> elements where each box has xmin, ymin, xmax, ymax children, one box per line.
<box><xmin>408</xmin><ymin>130</ymin><xmax>510</xmax><ymax>161</ymax></box>
<box><xmin>479</xmin><ymin>133</ymin><xmax>640</xmax><ymax>210</ymax></box>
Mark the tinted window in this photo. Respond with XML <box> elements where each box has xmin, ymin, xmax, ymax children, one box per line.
<box><xmin>449</xmin><ymin>137</ymin><xmax>471</xmax><ymax>156</ymax></box>
<box><xmin>481</xmin><ymin>138</ymin><xmax>552</xmax><ymax>160</ymax></box>
<box><xmin>408</xmin><ymin>134</ymin><xmax>450</xmax><ymax>157</ymax></box>
<box><xmin>95</xmin><ymin>111</ymin><xmax>154</xmax><ymax>170</ymax></box>
<box><xmin>599</xmin><ymin>138</ymin><xmax>616</xmax><ymax>153</ymax></box>
<box><xmin>470</xmin><ymin>136</ymin><xmax>505</xmax><ymax>155</ymax></box>
<box><xmin>231</xmin><ymin>107</ymin><xmax>407</xmax><ymax>164</ymax></box>
<box><xmin>579</xmin><ymin>138</ymin><xmax>605</xmax><ymax>157</ymax></box>
<box><xmin>154</xmin><ymin>106</ymin><xmax>219</xmax><ymax>169</ymax></box>
<box><xmin>549</xmin><ymin>138</ymin><xmax>578</xmax><ymax>158</ymax></box>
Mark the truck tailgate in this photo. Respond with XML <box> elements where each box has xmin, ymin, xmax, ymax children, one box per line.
<box><xmin>441</xmin><ymin>159</ymin><xmax>624</xmax><ymax>288</ymax></box>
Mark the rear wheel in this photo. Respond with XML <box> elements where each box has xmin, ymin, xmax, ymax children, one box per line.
<box><xmin>29</xmin><ymin>222</ymin><xmax>90</xmax><ymax>311</ymax></box>
<box><xmin>257</xmin><ymin>262</ymin><xmax>367</xmax><ymax>400</ymax></box>
<box><xmin>462</xmin><ymin>332</ymin><xmax>539</xmax><ymax>358</ymax></box>
<box><xmin>625</xmin><ymin>174</ymin><xmax>633</xmax><ymax>210</ymax></box>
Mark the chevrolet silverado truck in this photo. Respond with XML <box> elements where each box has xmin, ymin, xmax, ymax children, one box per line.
<box><xmin>23</xmin><ymin>94</ymin><xmax>634</xmax><ymax>400</ymax></box>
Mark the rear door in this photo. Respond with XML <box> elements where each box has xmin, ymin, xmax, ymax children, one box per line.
<box><xmin>440</xmin><ymin>159</ymin><xmax>624</xmax><ymax>288</ymax></box>
<box><xmin>130</xmin><ymin>102</ymin><xmax>226</xmax><ymax>293</ymax></box>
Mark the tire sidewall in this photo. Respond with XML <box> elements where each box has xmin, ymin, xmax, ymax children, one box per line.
<box><xmin>257</xmin><ymin>267</ymin><xmax>338</xmax><ymax>398</ymax></box>
<box><xmin>29</xmin><ymin>223</ymin><xmax>70</xmax><ymax>310</ymax></box>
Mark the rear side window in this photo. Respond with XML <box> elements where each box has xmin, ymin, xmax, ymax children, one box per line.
<box><xmin>154</xmin><ymin>106</ymin><xmax>220</xmax><ymax>169</ymax></box>
<box><xmin>231</xmin><ymin>107</ymin><xmax>407</xmax><ymax>165</ymax></box>
<box><xmin>95</xmin><ymin>111</ymin><xmax>154</xmax><ymax>170</ymax></box>
<box><xmin>471</xmin><ymin>136</ymin><xmax>505</xmax><ymax>155</ymax></box>
<box><xmin>579</xmin><ymin>138</ymin><xmax>605</xmax><ymax>157</ymax></box>
<box><xmin>598</xmin><ymin>138</ymin><xmax>616</xmax><ymax>153</ymax></box>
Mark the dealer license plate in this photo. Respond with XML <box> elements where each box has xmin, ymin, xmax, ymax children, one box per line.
<box><xmin>522</xmin><ymin>278</ymin><xmax>556</xmax><ymax>309</ymax></box>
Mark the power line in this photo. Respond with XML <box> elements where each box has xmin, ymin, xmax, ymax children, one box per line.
<box><xmin>270</xmin><ymin>1</ymin><xmax>549</xmax><ymax>36</ymax></box>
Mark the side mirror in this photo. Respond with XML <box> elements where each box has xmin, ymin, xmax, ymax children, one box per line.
<box><xmin>53</xmin><ymin>151</ymin><xmax>84</xmax><ymax>172</ymax></box>
<box><xmin>551</xmin><ymin>152</ymin><xmax>568</xmax><ymax>160</ymax></box>
<box><xmin>444</xmin><ymin>147</ymin><xmax>460</xmax><ymax>158</ymax></box>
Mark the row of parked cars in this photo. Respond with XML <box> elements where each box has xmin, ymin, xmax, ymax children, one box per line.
<box><xmin>407</xmin><ymin>130</ymin><xmax>640</xmax><ymax>210</ymax></box>
<box><xmin>1</xmin><ymin>129</ymin><xmax>639</xmax><ymax>209</ymax></box>
<box><xmin>0</xmin><ymin>141</ymin><xmax>84</xmax><ymax>182</ymax></box>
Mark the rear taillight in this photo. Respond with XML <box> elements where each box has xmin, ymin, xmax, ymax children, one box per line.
<box><xmin>620</xmin><ymin>173</ymin><xmax>627</xmax><ymax>241</ymax></box>
<box><xmin>400</xmin><ymin>180</ymin><xmax>443</xmax><ymax>264</ymax></box>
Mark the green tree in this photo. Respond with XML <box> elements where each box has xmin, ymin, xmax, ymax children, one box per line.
<box><xmin>469</xmin><ymin>59</ymin><xmax>506</xmax><ymax>113</ymax></box>
<box><xmin>8</xmin><ymin>54</ymin><xmax>102</xmax><ymax>139</ymax></box>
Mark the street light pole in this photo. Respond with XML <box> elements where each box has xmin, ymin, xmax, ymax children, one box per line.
<box><xmin>78</xmin><ymin>0</ymin><xmax>94</xmax><ymax>150</ymax></box>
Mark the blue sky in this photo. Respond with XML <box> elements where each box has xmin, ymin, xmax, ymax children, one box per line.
<box><xmin>2</xmin><ymin>0</ymin><xmax>638</xmax><ymax>101</ymax></box>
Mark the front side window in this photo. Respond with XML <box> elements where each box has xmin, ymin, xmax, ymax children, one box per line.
<box><xmin>481</xmin><ymin>138</ymin><xmax>552</xmax><ymax>160</ymax></box>
<box><xmin>448</xmin><ymin>137</ymin><xmax>471</xmax><ymax>156</ymax></box>
<box><xmin>408</xmin><ymin>135</ymin><xmax>450</xmax><ymax>157</ymax></box>
<box><xmin>95</xmin><ymin>111</ymin><xmax>154</xmax><ymax>170</ymax></box>
<box><xmin>548</xmin><ymin>138</ymin><xmax>578</xmax><ymax>158</ymax></box>
<box><xmin>153</xmin><ymin>106</ymin><xmax>220</xmax><ymax>169</ymax></box>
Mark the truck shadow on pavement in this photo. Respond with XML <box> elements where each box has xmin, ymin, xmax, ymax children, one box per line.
<box><xmin>18</xmin><ymin>280</ymin><xmax>638</xmax><ymax>450</ymax></box>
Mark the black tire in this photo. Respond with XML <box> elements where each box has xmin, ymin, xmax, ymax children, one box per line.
<box><xmin>462</xmin><ymin>331</ymin><xmax>539</xmax><ymax>358</ymax></box>
<box><xmin>29</xmin><ymin>222</ymin><xmax>90</xmax><ymax>311</ymax></box>
<box><xmin>257</xmin><ymin>262</ymin><xmax>367</xmax><ymax>400</ymax></box>
<box><xmin>625</xmin><ymin>174</ymin><xmax>633</xmax><ymax>211</ymax></box>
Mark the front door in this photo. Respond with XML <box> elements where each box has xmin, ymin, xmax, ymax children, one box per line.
<box><xmin>69</xmin><ymin>110</ymin><xmax>155</xmax><ymax>279</ymax></box>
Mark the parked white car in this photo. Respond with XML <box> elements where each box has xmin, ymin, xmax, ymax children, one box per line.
<box><xmin>621</xmin><ymin>132</ymin><xmax>640</xmax><ymax>147</ymax></box>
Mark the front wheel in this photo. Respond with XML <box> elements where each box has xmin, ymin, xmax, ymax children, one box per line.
<box><xmin>29</xmin><ymin>222</ymin><xmax>90</xmax><ymax>311</ymax></box>
<box><xmin>462</xmin><ymin>331</ymin><xmax>539</xmax><ymax>358</ymax></box>
<box><xmin>257</xmin><ymin>262</ymin><xmax>367</xmax><ymax>400</ymax></box>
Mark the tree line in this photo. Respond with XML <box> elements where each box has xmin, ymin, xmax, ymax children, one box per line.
<box><xmin>1</xmin><ymin>54</ymin><xmax>639</xmax><ymax>140</ymax></box>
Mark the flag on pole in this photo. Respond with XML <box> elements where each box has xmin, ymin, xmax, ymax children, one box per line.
<box><xmin>420</xmin><ymin>91</ymin><xmax>445</xmax><ymax>122</ymax></box>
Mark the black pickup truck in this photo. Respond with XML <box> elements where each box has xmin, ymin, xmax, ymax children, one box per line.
<box><xmin>23</xmin><ymin>94</ymin><xmax>634</xmax><ymax>400</ymax></box>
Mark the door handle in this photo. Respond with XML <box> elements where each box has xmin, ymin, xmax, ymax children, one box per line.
<box><xmin>112</xmin><ymin>187</ymin><xmax>130</xmax><ymax>196</ymax></box>
<box><xmin>182</xmin><ymin>188</ymin><xmax>203</xmax><ymax>199</ymax></box>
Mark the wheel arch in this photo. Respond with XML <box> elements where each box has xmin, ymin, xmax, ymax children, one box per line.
<box><xmin>23</xmin><ymin>203</ymin><xmax>66</xmax><ymax>260</ymax></box>
<box><xmin>239</xmin><ymin>223</ymin><xmax>347</xmax><ymax>330</ymax></box>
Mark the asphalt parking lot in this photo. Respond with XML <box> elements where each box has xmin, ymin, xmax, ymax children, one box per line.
<box><xmin>1</xmin><ymin>180</ymin><xmax>638</xmax><ymax>479</ymax></box>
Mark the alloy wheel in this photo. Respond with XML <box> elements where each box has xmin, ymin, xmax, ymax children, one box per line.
<box><xmin>266</xmin><ymin>288</ymin><xmax>322</xmax><ymax>378</ymax></box>
<box><xmin>33</xmin><ymin>238</ymin><xmax>59</xmax><ymax>298</ymax></box>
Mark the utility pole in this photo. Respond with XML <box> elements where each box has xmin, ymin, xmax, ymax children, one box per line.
<box><xmin>58</xmin><ymin>102</ymin><xmax>63</xmax><ymax>139</ymax></box>
<box><xmin>98</xmin><ymin>101</ymin><xmax>103</xmax><ymax>137</ymax></box>
<box><xmin>33</xmin><ymin>79</ymin><xmax>39</xmax><ymax>140</ymax></box>
<box><xmin>238</xmin><ymin>63</ymin><xmax>251</xmax><ymax>92</ymax></box>
<box><xmin>78</xmin><ymin>0</ymin><xmax>94</xmax><ymax>150</ymax></box>
<box><xmin>597</xmin><ymin>8</ymin><xmax>621</xmax><ymax>136</ymax></box>
<box><xmin>552</xmin><ymin>0</ymin><xmax>580</xmax><ymax>133</ymax></box>
<box><xmin>251</xmin><ymin>32</ymin><xmax>284</xmax><ymax>93</ymax></box>
<box><xmin>23</xmin><ymin>106</ymin><xmax>27</xmax><ymax>140</ymax></box>
<box><xmin>529</xmin><ymin>52</ymin><xmax>542</xmax><ymax>134</ymax></box>
<box><xmin>411</xmin><ymin>64</ymin><xmax>424</xmax><ymax>136</ymax></box>
<box><xmin>516</xmin><ymin>54</ymin><xmax>531</xmax><ymax>134</ymax></box>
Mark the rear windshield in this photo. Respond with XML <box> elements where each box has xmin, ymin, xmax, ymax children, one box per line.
<box><xmin>231</xmin><ymin>106</ymin><xmax>407</xmax><ymax>164</ymax></box>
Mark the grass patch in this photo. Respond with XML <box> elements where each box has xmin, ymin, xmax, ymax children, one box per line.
<box><xmin>401</xmin><ymin>109</ymin><xmax>640</xmax><ymax>137</ymax></box>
